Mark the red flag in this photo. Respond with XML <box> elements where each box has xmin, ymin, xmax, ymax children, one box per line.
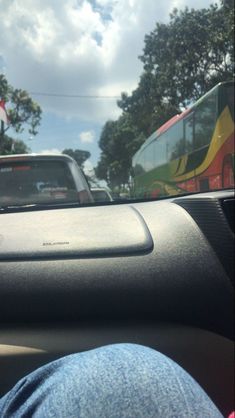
<box><xmin>0</xmin><ymin>99</ymin><xmax>10</xmax><ymax>124</ymax></box>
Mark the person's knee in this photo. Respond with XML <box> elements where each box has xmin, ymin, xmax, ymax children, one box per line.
<box><xmin>0</xmin><ymin>344</ymin><xmax>223</xmax><ymax>418</ymax></box>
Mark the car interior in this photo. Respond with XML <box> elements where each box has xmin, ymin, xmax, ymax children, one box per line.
<box><xmin>0</xmin><ymin>189</ymin><xmax>234</xmax><ymax>416</ymax></box>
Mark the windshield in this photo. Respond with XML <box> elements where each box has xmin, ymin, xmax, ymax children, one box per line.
<box><xmin>0</xmin><ymin>159</ymin><xmax>82</xmax><ymax>206</ymax></box>
<box><xmin>0</xmin><ymin>0</ymin><xmax>234</xmax><ymax>208</ymax></box>
<box><xmin>91</xmin><ymin>190</ymin><xmax>112</xmax><ymax>202</ymax></box>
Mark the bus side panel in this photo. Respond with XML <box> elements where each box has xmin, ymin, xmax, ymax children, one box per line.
<box><xmin>177</xmin><ymin>128</ymin><xmax>234</xmax><ymax>192</ymax></box>
<box><xmin>133</xmin><ymin>163</ymin><xmax>171</xmax><ymax>198</ymax></box>
<box><xmin>176</xmin><ymin>102</ymin><xmax>234</xmax><ymax>193</ymax></box>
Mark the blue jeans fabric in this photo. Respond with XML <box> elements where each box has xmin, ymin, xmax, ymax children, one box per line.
<box><xmin>0</xmin><ymin>343</ymin><xmax>223</xmax><ymax>418</ymax></box>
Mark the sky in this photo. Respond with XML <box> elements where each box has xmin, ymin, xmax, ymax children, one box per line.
<box><xmin>0</xmin><ymin>0</ymin><xmax>215</xmax><ymax>173</ymax></box>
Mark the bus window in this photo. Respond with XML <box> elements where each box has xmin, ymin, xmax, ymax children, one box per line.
<box><xmin>153</xmin><ymin>136</ymin><xmax>167</xmax><ymax>167</ymax></box>
<box><xmin>227</xmin><ymin>87</ymin><xmax>234</xmax><ymax>121</ymax></box>
<box><xmin>194</xmin><ymin>91</ymin><xmax>217</xmax><ymax>149</ymax></box>
<box><xmin>167</xmin><ymin>121</ymin><xmax>184</xmax><ymax>160</ymax></box>
<box><xmin>145</xmin><ymin>141</ymin><xmax>155</xmax><ymax>172</ymax></box>
<box><xmin>136</xmin><ymin>150</ymin><xmax>145</xmax><ymax>175</ymax></box>
<box><xmin>219</xmin><ymin>83</ymin><xmax>234</xmax><ymax>122</ymax></box>
<box><xmin>184</xmin><ymin>113</ymin><xmax>194</xmax><ymax>153</ymax></box>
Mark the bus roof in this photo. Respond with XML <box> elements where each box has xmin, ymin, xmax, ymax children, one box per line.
<box><xmin>156</xmin><ymin>108</ymin><xmax>191</xmax><ymax>136</ymax></box>
<box><xmin>134</xmin><ymin>107</ymin><xmax>191</xmax><ymax>158</ymax></box>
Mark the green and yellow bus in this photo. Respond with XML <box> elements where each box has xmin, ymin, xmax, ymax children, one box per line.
<box><xmin>132</xmin><ymin>81</ymin><xmax>234</xmax><ymax>198</ymax></box>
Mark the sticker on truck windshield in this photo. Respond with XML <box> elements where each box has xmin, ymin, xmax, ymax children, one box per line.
<box><xmin>0</xmin><ymin>166</ymin><xmax>31</xmax><ymax>172</ymax></box>
<box><xmin>0</xmin><ymin>167</ymin><xmax>12</xmax><ymax>172</ymax></box>
<box><xmin>40</xmin><ymin>187</ymin><xmax>68</xmax><ymax>199</ymax></box>
<box><xmin>13</xmin><ymin>166</ymin><xmax>31</xmax><ymax>171</ymax></box>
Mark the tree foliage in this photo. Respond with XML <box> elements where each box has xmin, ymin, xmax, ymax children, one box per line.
<box><xmin>119</xmin><ymin>2</ymin><xmax>234</xmax><ymax>130</ymax></box>
<box><xmin>139</xmin><ymin>3</ymin><xmax>234</xmax><ymax>105</ymax></box>
<box><xmin>0</xmin><ymin>74</ymin><xmax>42</xmax><ymax>137</ymax></box>
<box><xmin>118</xmin><ymin>72</ymin><xmax>179</xmax><ymax>136</ymax></box>
<box><xmin>97</xmin><ymin>1</ymin><xmax>234</xmax><ymax>186</ymax></box>
<box><xmin>96</xmin><ymin>113</ymin><xmax>145</xmax><ymax>188</ymax></box>
<box><xmin>0</xmin><ymin>74</ymin><xmax>41</xmax><ymax>155</ymax></box>
<box><xmin>0</xmin><ymin>134</ymin><xmax>30</xmax><ymax>155</ymax></box>
<box><xmin>62</xmin><ymin>148</ymin><xmax>91</xmax><ymax>168</ymax></box>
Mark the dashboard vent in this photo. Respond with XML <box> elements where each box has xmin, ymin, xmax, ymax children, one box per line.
<box><xmin>221</xmin><ymin>198</ymin><xmax>235</xmax><ymax>234</ymax></box>
<box><xmin>174</xmin><ymin>194</ymin><xmax>234</xmax><ymax>283</ymax></box>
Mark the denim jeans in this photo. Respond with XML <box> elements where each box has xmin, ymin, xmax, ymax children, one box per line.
<box><xmin>0</xmin><ymin>343</ymin><xmax>223</xmax><ymax>417</ymax></box>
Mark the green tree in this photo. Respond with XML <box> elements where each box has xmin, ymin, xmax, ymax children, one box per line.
<box><xmin>0</xmin><ymin>74</ymin><xmax>42</xmax><ymax>138</ymax></box>
<box><xmin>95</xmin><ymin>154</ymin><xmax>110</xmax><ymax>184</ymax></box>
<box><xmin>118</xmin><ymin>2</ymin><xmax>234</xmax><ymax>135</ymax></box>
<box><xmin>96</xmin><ymin>113</ymin><xmax>145</xmax><ymax>188</ymax></box>
<box><xmin>62</xmin><ymin>148</ymin><xmax>91</xmax><ymax>168</ymax></box>
<box><xmin>0</xmin><ymin>134</ymin><xmax>30</xmax><ymax>155</ymax></box>
<box><xmin>0</xmin><ymin>74</ymin><xmax>41</xmax><ymax>155</ymax></box>
<box><xmin>118</xmin><ymin>73</ymin><xmax>179</xmax><ymax>136</ymax></box>
<box><xmin>141</xmin><ymin>3</ymin><xmax>234</xmax><ymax>103</ymax></box>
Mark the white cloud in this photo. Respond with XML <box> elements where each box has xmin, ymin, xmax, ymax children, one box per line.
<box><xmin>0</xmin><ymin>0</ymin><xmax>215</xmax><ymax>123</ymax></box>
<box><xmin>79</xmin><ymin>130</ymin><xmax>95</xmax><ymax>143</ymax></box>
<box><xmin>83</xmin><ymin>159</ymin><xmax>95</xmax><ymax>176</ymax></box>
<box><xmin>39</xmin><ymin>148</ymin><xmax>62</xmax><ymax>154</ymax></box>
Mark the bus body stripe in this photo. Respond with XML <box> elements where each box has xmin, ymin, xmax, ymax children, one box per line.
<box><xmin>174</xmin><ymin>106</ymin><xmax>234</xmax><ymax>182</ymax></box>
<box><xmin>174</xmin><ymin>155</ymin><xmax>188</xmax><ymax>176</ymax></box>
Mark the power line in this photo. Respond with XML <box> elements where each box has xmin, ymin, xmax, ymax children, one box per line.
<box><xmin>30</xmin><ymin>91</ymin><xmax>121</xmax><ymax>99</ymax></box>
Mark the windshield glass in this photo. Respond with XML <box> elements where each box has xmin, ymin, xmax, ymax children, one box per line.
<box><xmin>0</xmin><ymin>159</ymin><xmax>82</xmax><ymax>206</ymax></box>
<box><xmin>91</xmin><ymin>190</ymin><xmax>112</xmax><ymax>202</ymax></box>
<box><xmin>0</xmin><ymin>0</ymin><xmax>234</xmax><ymax>208</ymax></box>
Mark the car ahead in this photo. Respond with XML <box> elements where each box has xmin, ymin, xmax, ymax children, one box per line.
<box><xmin>90</xmin><ymin>187</ymin><xmax>113</xmax><ymax>202</ymax></box>
<box><xmin>0</xmin><ymin>153</ymin><xmax>93</xmax><ymax>208</ymax></box>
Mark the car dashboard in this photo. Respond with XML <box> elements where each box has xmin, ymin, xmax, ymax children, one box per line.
<box><xmin>0</xmin><ymin>190</ymin><xmax>234</xmax><ymax>416</ymax></box>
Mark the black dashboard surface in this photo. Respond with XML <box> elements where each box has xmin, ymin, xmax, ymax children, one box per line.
<box><xmin>0</xmin><ymin>190</ymin><xmax>234</xmax><ymax>415</ymax></box>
